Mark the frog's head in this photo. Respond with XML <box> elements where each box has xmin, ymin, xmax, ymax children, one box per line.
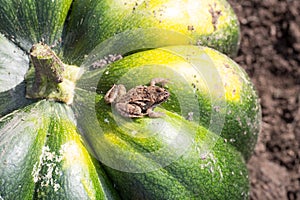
<box><xmin>154</xmin><ymin>86</ymin><xmax>170</xmax><ymax>104</ymax></box>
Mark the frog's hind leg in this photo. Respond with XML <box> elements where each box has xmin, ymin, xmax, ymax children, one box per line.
<box><xmin>115</xmin><ymin>103</ymin><xmax>143</xmax><ymax>118</ymax></box>
<box><xmin>150</xmin><ymin>78</ymin><xmax>168</xmax><ymax>87</ymax></box>
<box><xmin>104</xmin><ymin>84</ymin><xmax>127</xmax><ymax>103</ymax></box>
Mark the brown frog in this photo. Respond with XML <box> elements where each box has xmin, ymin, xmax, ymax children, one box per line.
<box><xmin>104</xmin><ymin>78</ymin><xmax>170</xmax><ymax>118</ymax></box>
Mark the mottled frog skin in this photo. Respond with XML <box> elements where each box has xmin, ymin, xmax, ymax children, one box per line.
<box><xmin>104</xmin><ymin>78</ymin><xmax>170</xmax><ymax>118</ymax></box>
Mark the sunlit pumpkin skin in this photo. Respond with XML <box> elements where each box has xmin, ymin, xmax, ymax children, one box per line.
<box><xmin>0</xmin><ymin>0</ymin><xmax>258</xmax><ymax>199</ymax></box>
<box><xmin>82</xmin><ymin>107</ymin><xmax>250</xmax><ymax>199</ymax></box>
<box><xmin>63</xmin><ymin>0</ymin><xmax>240</xmax><ymax>63</ymax></box>
<box><xmin>91</xmin><ymin>46</ymin><xmax>261</xmax><ymax>160</ymax></box>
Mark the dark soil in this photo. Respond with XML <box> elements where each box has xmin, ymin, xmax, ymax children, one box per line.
<box><xmin>228</xmin><ymin>0</ymin><xmax>300</xmax><ymax>199</ymax></box>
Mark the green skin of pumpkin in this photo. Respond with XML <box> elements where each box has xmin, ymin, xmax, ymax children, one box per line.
<box><xmin>63</xmin><ymin>0</ymin><xmax>240</xmax><ymax>63</ymax></box>
<box><xmin>87</xmin><ymin>46</ymin><xmax>261</xmax><ymax>161</ymax></box>
<box><xmin>0</xmin><ymin>0</ymin><xmax>259</xmax><ymax>199</ymax></box>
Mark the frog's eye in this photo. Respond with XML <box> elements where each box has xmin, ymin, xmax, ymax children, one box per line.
<box><xmin>156</xmin><ymin>88</ymin><xmax>164</xmax><ymax>93</ymax></box>
<box><xmin>164</xmin><ymin>91</ymin><xmax>170</xmax><ymax>97</ymax></box>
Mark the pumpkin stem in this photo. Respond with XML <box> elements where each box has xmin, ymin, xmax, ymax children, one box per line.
<box><xmin>26</xmin><ymin>43</ymin><xmax>81</xmax><ymax>104</ymax></box>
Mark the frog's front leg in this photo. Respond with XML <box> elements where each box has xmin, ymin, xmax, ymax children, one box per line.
<box><xmin>147</xmin><ymin>109</ymin><xmax>165</xmax><ymax>118</ymax></box>
<box><xmin>150</xmin><ymin>78</ymin><xmax>169</xmax><ymax>87</ymax></box>
<box><xmin>115</xmin><ymin>103</ymin><xmax>143</xmax><ymax>118</ymax></box>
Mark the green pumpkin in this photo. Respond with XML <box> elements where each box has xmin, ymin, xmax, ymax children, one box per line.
<box><xmin>63</xmin><ymin>0</ymin><xmax>240</xmax><ymax>63</ymax></box>
<box><xmin>0</xmin><ymin>0</ymin><xmax>259</xmax><ymax>199</ymax></box>
<box><xmin>89</xmin><ymin>45</ymin><xmax>261</xmax><ymax>160</ymax></box>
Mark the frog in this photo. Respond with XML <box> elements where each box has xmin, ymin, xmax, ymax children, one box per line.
<box><xmin>104</xmin><ymin>78</ymin><xmax>170</xmax><ymax>118</ymax></box>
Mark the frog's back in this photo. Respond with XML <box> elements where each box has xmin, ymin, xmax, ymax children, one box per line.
<box><xmin>119</xmin><ymin>85</ymin><xmax>149</xmax><ymax>103</ymax></box>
